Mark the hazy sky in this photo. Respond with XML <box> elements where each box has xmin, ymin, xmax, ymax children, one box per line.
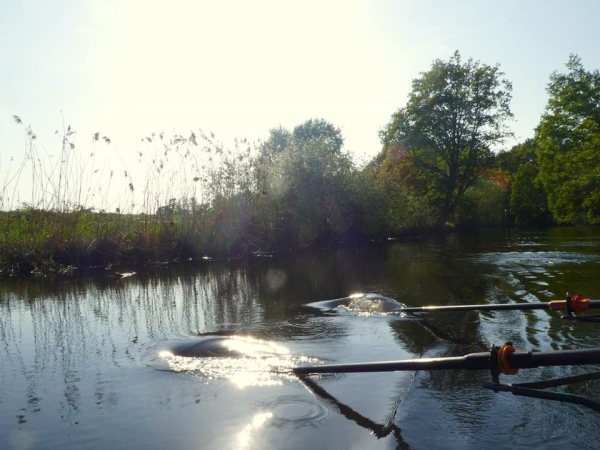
<box><xmin>1</xmin><ymin>0</ymin><xmax>599</xmax><ymax>209</ymax></box>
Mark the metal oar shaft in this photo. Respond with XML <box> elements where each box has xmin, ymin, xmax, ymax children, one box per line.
<box><xmin>293</xmin><ymin>348</ymin><xmax>600</xmax><ymax>375</ymax></box>
<box><xmin>511</xmin><ymin>348</ymin><xmax>600</xmax><ymax>369</ymax></box>
<box><xmin>400</xmin><ymin>299</ymin><xmax>600</xmax><ymax>313</ymax></box>
<box><xmin>294</xmin><ymin>353</ymin><xmax>487</xmax><ymax>375</ymax></box>
<box><xmin>401</xmin><ymin>303</ymin><xmax>546</xmax><ymax>313</ymax></box>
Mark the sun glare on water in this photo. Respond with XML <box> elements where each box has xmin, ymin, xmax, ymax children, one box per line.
<box><xmin>236</xmin><ymin>412</ymin><xmax>274</xmax><ymax>449</ymax></box>
<box><xmin>158</xmin><ymin>337</ymin><xmax>317</xmax><ymax>389</ymax></box>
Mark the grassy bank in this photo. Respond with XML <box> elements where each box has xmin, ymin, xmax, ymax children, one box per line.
<box><xmin>0</xmin><ymin>116</ymin><xmax>542</xmax><ymax>279</ymax></box>
<box><xmin>0</xmin><ymin>207</ymin><xmax>250</xmax><ymax>277</ymax></box>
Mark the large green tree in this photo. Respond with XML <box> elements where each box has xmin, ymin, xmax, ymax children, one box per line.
<box><xmin>292</xmin><ymin>118</ymin><xmax>344</xmax><ymax>155</ymax></box>
<box><xmin>536</xmin><ymin>55</ymin><xmax>600</xmax><ymax>224</ymax></box>
<box><xmin>496</xmin><ymin>139</ymin><xmax>551</xmax><ymax>226</ymax></box>
<box><xmin>257</xmin><ymin>118</ymin><xmax>353</xmax><ymax>246</ymax></box>
<box><xmin>380</xmin><ymin>51</ymin><xmax>513</xmax><ymax>224</ymax></box>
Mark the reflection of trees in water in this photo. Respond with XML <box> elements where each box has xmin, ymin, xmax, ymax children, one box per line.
<box><xmin>386</xmin><ymin>238</ymin><xmax>492</xmax><ymax>306</ymax></box>
<box><xmin>389</xmin><ymin>320</ymin><xmax>441</xmax><ymax>356</ymax></box>
<box><xmin>3</xmin><ymin>254</ymin><xmax>458</xmax><ymax>430</ymax></box>
<box><xmin>3</xmin><ymin>233</ymin><xmax>594</xmax><ymax>440</ymax></box>
<box><xmin>384</xmin><ymin>238</ymin><xmax>489</xmax><ymax>353</ymax></box>
<box><xmin>0</xmin><ymin>263</ymin><xmax>266</xmax><ymax>427</ymax></box>
<box><xmin>0</xmin><ymin>296</ymin><xmax>35</xmax><ymax>420</ymax></box>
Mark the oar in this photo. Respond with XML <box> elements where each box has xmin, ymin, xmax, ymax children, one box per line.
<box><xmin>399</xmin><ymin>297</ymin><xmax>600</xmax><ymax>314</ymax></box>
<box><xmin>303</xmin><ymin>294</ymin><xmax>600</xmax><ymax>315</ymax></box>
<box><xmin>293</xmin><ymin>347</ymin><xmax>600</xmax><ymax>375</ymax></box>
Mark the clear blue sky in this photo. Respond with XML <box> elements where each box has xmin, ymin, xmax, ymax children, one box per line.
<box><xmin>1</xmin><ymin>0</ymin><xmax>599</xmax><ymax>209</ymax></box>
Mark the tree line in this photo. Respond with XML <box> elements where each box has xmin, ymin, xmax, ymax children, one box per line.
<box><xmin>246</xmin><ymin>51</ymin><xmax>599</xmax><ymax>250</ymax></box>
<box><xmin>2</xmin><ymin>51</ymin><xmax>599</xmax><ymax>275</ymax></box>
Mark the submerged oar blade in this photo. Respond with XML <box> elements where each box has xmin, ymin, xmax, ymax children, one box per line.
<box><xmin>303</xmin><ymin>297</ymin><xmax>353</xmax><ymax>312</ymax></box>
<box><xmin>303</xmin><ymin>293</ymin><xmax>405</xmax><ymax>313</ymax></box>
<box><xmin>305</xmin><ymin>294</ymin><xmax>600</xmax><ymax>315</ymax></box>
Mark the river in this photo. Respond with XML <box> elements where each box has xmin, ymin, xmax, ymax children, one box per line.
<box><xmin>1</xmin><ymin>228</ymin><xmax>600</xmax><ymax>449</ymax></box>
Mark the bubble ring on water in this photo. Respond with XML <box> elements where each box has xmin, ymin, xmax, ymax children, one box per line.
<box><xmin>262</xmin><ymin>395</ymin><xmax>336</xmax><ymax>428</ymax></box>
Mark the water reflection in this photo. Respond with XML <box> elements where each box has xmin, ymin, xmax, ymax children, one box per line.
<box><xmin>154</xmin><ymin>336</ymin><xmax>317</xmax><ymax>389</ymax></box>
<box><xmin>298</xmin><ymin>376</ymin><xmax>411</xmax><ymax>449</ymax></box>
<box><xmin>262</xmin><ymin>394</ymin><xmax>335</xmax><ymax>428</ymax></box>
<box><xmin>1</xmin><ymin>228</ymin><xmax>600</xmax><ymax>449</ymax></box>
<box><xmin>0</xmin><ymin>264</ymin><xmax>277</xmax><ymax>437</ymax></box>
<box><xmin>237</xmin><ymin>411</ymin><xmax>273</xmax><ymax>449</ymax></box>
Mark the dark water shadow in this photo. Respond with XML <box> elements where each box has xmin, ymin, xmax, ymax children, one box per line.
<box><xmin>297</xmin><ymin>375</ymin><xmax>412</xmax><ymax>449</ymax></box>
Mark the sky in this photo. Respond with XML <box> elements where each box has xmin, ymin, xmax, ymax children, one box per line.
<box><xmin>1</xmin><ymin>0</ymin><xmax>599</xmax><ymax>210</ymax></box>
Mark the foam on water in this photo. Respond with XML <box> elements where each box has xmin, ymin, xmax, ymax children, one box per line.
<box><xmin>304</xmin><ymin>293</ymin><xmax>406</xmax><ymax>316</ymax></box>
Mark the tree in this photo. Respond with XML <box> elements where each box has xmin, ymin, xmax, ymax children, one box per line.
<box><xmin>375</xmin><ymin>146</ymin><xmax>438</xmax><ymax>231</ymax></box>
<box><xmin>380</xmin><ymin>51</ymin><xmax>513</xmax><ymax>225</ymax></box>
<box><xmin>261</xmin><ymin>126</ymin><xmax>292</xmax><ymax>157</ymax></box>
<box><xmin>503</xmin><ymin>140</ymin><xmax>551</xmax><ymax>226</ymax></box>
<box><xmin>536</xmin><ymin>55</ymin><xmax>600</xmax><ymax>224</ymax></box>
<box><xmin>293</xmin><ymin>118</ymin><xmax>344</xmax><ymax>155</ymax></box>
<box><xmin>256</xmin><ymin>118</ymin><xmax>354</xmax><ymax>247</ymax></box>
<box><xmin>278</xmin><ymin>136</ymin><xmax>353</xmax><ymax>244</ymax></box>
<box><xmin>495</xmin><ymin>139</ymin><xmax>551</xmax><ymax>226</ymax></box>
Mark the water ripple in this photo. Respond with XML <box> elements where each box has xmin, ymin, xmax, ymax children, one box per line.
<box><xmin>476</xmin><ymin>251</ymin><xmax>600</xmax><ymax>268</ymax></box>
<box><xmin>262</xmin><ymin>395</ymin><xmax>335</xmax><ymax>428</ymax></box>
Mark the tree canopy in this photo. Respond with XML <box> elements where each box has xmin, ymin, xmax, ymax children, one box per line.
<box><xmin>536</xmin><ymin>55</ymin><xmax>600</xmax><ymax>224</ymax></box>
<box><xmin>380</xmin><ymin>51</ymin><xmax>513</xmax><ymax>224</ymax></box>
<box><xmin>292</xmin><ymin>118</ymin><xmax>344</xmax><ymax>155</ymax></box>
<box><xmin>254</xmin><ymin>118</ymin><xmax>353</xmax><ymax>246</ymax></box>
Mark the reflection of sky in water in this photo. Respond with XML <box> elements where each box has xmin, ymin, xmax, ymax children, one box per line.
<box><xmin>237</xmin><ymin>412</ymin><xmax>273</xmax><ymax>450</ymax></box>
<box><xmin>514</xmin><ymin>241</ymin><xmax>546</xmax><ymax>247</ymax></box>
<box><xmin>476</xmin><ymin>251</ymin><xmax>600</xmax><ymax>267</ymax></box>
<box><xmin>476</xmin><ymin>247</ymin><xmax>600</xmax><ymax>353</ymax></box>
<box><xmin>475</xmin><ymin>251</ymin><xmax>599</xmax><ymax>302</ymax></box>
<box><xmin>157</xmin><ymin>337</ymin><xmax>318</xmax><ymax>389</ymax></box>
<box><xmin>4</xmin><ymin>231</ymin><xmax>600</xmax><ymax>450</ymax></box>
<box><xmin>559</xmin><ymin>241</ymin><xmax>600</xmax><ymax>248</ymax></box>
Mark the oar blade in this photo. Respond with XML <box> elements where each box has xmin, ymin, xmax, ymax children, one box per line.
<box><xmin>304</xmin><ymin>293</ymin><xmax>405</xmax><ymax>314</ymax></box>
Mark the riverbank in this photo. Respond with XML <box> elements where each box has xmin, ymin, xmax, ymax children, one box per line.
<box><xmin>0</xmin><ymin>208</ymin><xmax>212</xmax><ymax>278</ymax></box>
<box><xmin>0</xmin><ymin>207</ymin><xmax>449</xmax><ymax>279</ymax></box>
<box><xmin>6</xmin><ymin>205</ymin><xmax>589</xmax><ymax>279</ymax></box>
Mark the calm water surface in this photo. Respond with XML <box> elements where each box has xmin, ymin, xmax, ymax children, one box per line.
<box><xmin>2</xmin><ymin>228</ymin><xmax>600</xmax><ymax>449</ymax></box>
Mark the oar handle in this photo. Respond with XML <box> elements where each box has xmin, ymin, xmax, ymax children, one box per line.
<box><xmin>511</xmin><ymin>347</ymin><xmax>600</xmax><ymax>369</ymax></box>
<box><xmin>549</xmin><ymin>297</ymin><xmax>599</xmax><ymax>313</ymax></box>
